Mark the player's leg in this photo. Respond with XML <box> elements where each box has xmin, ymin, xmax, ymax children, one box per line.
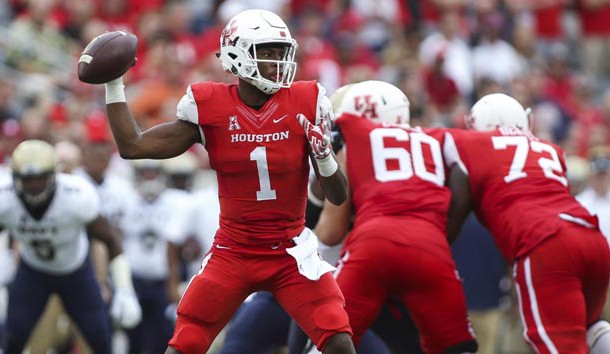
<box><xmin>126</xmin><ymin>278</ymin><xmax>173</xmax><ymax>354</ymax></box>
<box><xmin>287</xmin><ymin>320</ymin><xmax>390</xmax><ymax>354</ymax></box>
<box><xmin>148</xmin><ymin>279</ymin><xmax>175</xmax><ymax>353</ymax></box>
<box><xmin>57</xmin><ymin>259</ymin><xmax>111</xmax><ymax>354</ymax></box>
<box><xmin>287</xmin><ymin>319</ymin><xmax>310</xmax><ymax>354</ymax></box>
<box><xmin>288</xmin><ymin>320</ymin><xmax>391</xmax><ymax>354</ymax></box>
<box><xmin>513</xmin><ymin>254</ymin><xmax>585</xmax><ymax>353</ymax></box>
<box><xmin>167</xmin><ymin>251</ymin><xmax>250</xmax><ymax>354</ymax></box>
<box><xmin>218</xmin><ymin>291</ymin><xmax>291</xmax><ymax>354</ymax></box>
<box><xmin>371</xmin><ymin>298</ymin><xmax>424</xmax><ymax>354</ymax></box>
<box><xmin>581</xmin><ymin>226</ymin><xmax>610</xmax><ymax>354</ymax></box>
<box><xmin>3</xmin><ymin>261</ymin><xmax>53</xmax><ymax>353</ymax></box>
<box><xmin>332</xmin><ymin>248</ymin><xmax>387</xmax><ymax>348</ymax></box>
<box><xmin>515</xmin><ymin>224</ymin><xmax>610</xmax><ymax>354</ymax></box>
<box><xmin>397</xmin><ymin>245</ymin><xmax>477</xmax><ymax>354</ymax></box>
<box><xmin>274</xmin><ymin>271</ymin><xmax>355</xmax><ymax>354</ymax></box>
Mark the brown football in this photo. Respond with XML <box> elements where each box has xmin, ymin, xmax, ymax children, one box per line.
<box><xmin>78</xmin><ymin>31</ymin><xmax>138</xmax><ymax>84</ymax></box>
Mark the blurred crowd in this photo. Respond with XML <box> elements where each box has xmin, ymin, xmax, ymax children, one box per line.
<box><xmin>1</xmin><ymin>0</ymin><xmax>610</xmax><ymax>162</ymax></box>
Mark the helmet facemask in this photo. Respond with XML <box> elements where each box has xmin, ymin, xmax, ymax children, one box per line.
<box><xmin>11</xmin><ymin>139</ymin><xmax>59</xmax><ymax>209</ymax></box>
<box><xmin>13</xmin><ymin>172</ymin><xmax>57</xmax><ymax>208</ymax></box>
<box><xmin>133</xmin><ymin>160</ymin><xmax>166</xmax><ymax>202</ymax></box>
<box><xmin>217</xmin><ymin>9</ymin><xmax>298</xmax><ymax>95</ymax></box>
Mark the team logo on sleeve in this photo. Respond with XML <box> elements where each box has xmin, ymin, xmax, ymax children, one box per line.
<box><xmin>228</xmin><ymin>116</ymin><xmax>241</xmax><ymax>131</ymax></box>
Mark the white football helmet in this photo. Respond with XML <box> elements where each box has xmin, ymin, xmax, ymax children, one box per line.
<box><xmin>132</xmin><ymin>159</ymin><xmax>166</xmax><ymax>201</ymax></box>
<box><xmin>11</xmin><ymin>139</ymin><xmax>58</xmax><ymax>207</ymax></box>
<box><xmin>466</xmin><ymin>93</ymin><xmax>530</xmax><ymax>131</ymax></box>
<box><xmin>332</xmin><ymin>80</ymin><xmax>410</xmax><ymax>125</ymax></box>
<box><xmin>217</xmin><ymin>9</ymin><xmax>298</xmax><ymax>95</ymax></box>
<box><xmin>162</xmin><ymin>153</ymin><xmax>198</xmax><ymax>191</ymax></box>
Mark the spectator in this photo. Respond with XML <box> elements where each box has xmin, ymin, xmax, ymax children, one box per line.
<box><xmin>577</xmin><ymin>146</ymin><xmax>610</xmax><ymax>239</ymax></box>
<box><xmin>419</xmin><ymin>9</ymin><xmax>473</xmax><ymax>96</ymax></box>
<box><xmin>472</xmin><ymin>10</ymin><xmax>522</xmax><ymax>88</ymax></box>
<box><xmin>577</xmin><ymin>0</ymin><xmax>610</xmax><ymax>79</ymax></box>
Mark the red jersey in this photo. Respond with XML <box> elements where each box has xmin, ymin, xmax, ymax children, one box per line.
<box><xmin>335</xmin><ymin>113</ymin><xmax>451</xmax><ymax>234</ymax></box>
<box><xmin>181</xmin><ymin>81</ymin><xmax>323</xmax><ymax>245</ymax></box>
<box><xmin>445</xmin><ymin>128</ymin><xmax>598</xmax><ymax>263</ymax></box>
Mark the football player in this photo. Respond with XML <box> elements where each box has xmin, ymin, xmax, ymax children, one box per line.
<box><xmin>314</xmin><ymin>81</ymin><xmax>478</xmax><ymax>354</ymax></box>
<box><xmin>445</xmin><ymin>93</ymin><xmax>610</xmax><ymax>354</ymax></box>
<box><xmin>0</xmin><ymin>139</ymin><xmax>141</xmax><ymax>354</ymax></box>
<box><xmin>99</xmin><ymin>8</ymin><xmax>355</xmax><ymax>354</ymax></box>
<box><xmin>217</xmin><ymin>175</ymin><xmax>394</xmax><ymax>354</ymax></box>
<box><xmin>120</xmin><ymin>159</ymin><xmax>190</xmax><ymax>353</ymax></box>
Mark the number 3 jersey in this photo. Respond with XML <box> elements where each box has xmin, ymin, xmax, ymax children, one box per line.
<box><xmin>444</xmin><ymin>128</ymin><xmax>598</xmax><ymax>263</ymax></box>
<box><xmin>176</xmin><ymin>81</ymin><xmax>330</xmax><ymax>245</ymax></box>
<box><xmin>334</xmin><ymin>113</ymin><xmax>451</xmax><ymax>237</ymax></box>
<box><xmin>0</xmin><ymin>173</ymin><xmax>99</xmax><ymax>275</ymax></box>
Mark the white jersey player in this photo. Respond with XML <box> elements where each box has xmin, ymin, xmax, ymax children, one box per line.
<box><xmin>0</xmin><ymin>140</ymin><xmax>141</xmax><ymax>354</ymax></box>
<box><xmin>119</xmin><ymin>159</ymin><xmax>189</xmax><ymax>353</ymax></box>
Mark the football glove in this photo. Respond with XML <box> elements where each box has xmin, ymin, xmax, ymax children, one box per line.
<box><xmin>297</xmin><ymin>113</ymin><xmax>332</xmax><ymax>160</ymax></box>
<box><xmin>110</xmin><ymin>287</ymin><xmax>142</xmax><ymax>329</ymax></box>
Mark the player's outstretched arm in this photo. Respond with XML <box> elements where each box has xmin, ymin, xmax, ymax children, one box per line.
<box><xmin>87</xmin><ymin>215</ymin><xmax>123</xmax><ymax>259</ymax></box>
<box><xmin>446</xmin><ymin>164</ymin><xmax>473</xmax><ymax>244</ymax></box>
<box><xmin>105</xmin><ymin>78</ymin><xmax>200</xmax><ymax>159</ymax></box>
<box><xmin>87</xmin><ymin>215</ymin><xmax>142</xmax><ymax>329</ymax></box>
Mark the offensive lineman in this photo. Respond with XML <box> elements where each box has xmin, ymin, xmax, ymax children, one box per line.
<box><xmin>445</xmin><ymin>93</ymin><xmax>610</xmax><ymax>353</ymax></box>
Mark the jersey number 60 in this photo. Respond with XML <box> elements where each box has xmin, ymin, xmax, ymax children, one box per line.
<box><xmin>370</xmin><ymin>128</ymin><xmax>445</xmax><ymax>186</ymax></box>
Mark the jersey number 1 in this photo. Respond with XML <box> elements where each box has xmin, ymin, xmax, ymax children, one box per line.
<box><xmin>250</xmin><ymin>146</ymin><xmax>277</xmax><ymax>201</ymax></box>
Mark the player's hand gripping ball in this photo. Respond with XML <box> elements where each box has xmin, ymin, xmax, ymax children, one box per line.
<box><xmin>78</xmin><ymin>31</ymin><xmax>137</xmax><ymax>84</ymax></box>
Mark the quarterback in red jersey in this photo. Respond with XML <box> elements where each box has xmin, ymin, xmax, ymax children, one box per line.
<box><xmin>99</xmin><ymin>9</ymin><xmax>356</xmax><ymax>354</ymax></box>
<box><xmin>315</xmin><ymin>80</ymin><xmax>478</xmax><ymax>354</ymax></box>
<box><xmin>445</xmin><ymin>93</ymin><xmax>610</xmax><ymax>354</ymax></box>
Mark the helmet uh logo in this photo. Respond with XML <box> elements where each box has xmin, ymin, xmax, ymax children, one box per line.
<box><xmin>354</xmin><ymin>95</ymin><xmax>379</xmax><ymax>120</ymax></box>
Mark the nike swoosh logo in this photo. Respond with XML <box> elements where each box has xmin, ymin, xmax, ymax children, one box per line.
<box><xmin>216</xmin><ymin>244</ymin><xmax>231</xmax><ymax>249</ymax></box>
<box><xmin>273</xmin><ymin>115</ymin><xmax>287</xmax><ymax>123</ymax></box>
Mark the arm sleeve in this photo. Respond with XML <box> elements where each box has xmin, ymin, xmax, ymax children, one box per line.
<box><xmin>443</xmin><ymin>131</ymin><xmax>468</xmax><ymax>175</ymax></box>
<box><xmin>315</xmin><ymin>83</ymin><xmax>334</xmax><ymax>126</ymax></box>
<box><xmin>176</xmin><ymin>85</ymin><xmax>205</xmax><ymax>144</ymax></box>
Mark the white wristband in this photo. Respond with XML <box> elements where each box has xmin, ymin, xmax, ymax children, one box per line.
<box><xmin>105</xmin><ymin>77</ymin><xmax>126</xmax><ymax>104</ymax></box>
<box><xmin>316</xmin><ymin>154</ymin><xmax>338</xmax><ymax>177</ymax></box>
<box><xmin>109</xmin><ymin>254</ymin><xmax>134</xmax><ymax>291</ymax></box>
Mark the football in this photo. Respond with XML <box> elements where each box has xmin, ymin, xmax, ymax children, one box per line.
<box><xmin>78</xmin><ymin>31</ymin><xmax>138</xmax><ymax>84</ymax></box>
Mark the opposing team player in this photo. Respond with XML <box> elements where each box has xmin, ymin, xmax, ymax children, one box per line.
<box><xmin>0</xmin><ymin>140</ymin><xmax>141</xmax><ymax>353</ymax></box>
<box><xmin>314</xmin><ymin>81</ymin><xmax>478</xmax><ymax>354</ymax></box>
<box><xmin>98</xmin><ymin>8</ymin><xmax>355</xmax><ymax>354</ymax></box>
<box><xmin>444</xmin><ymin>93</ymin><xmax>610</xmax><ymax>354</ymax></box>
<box><xmin>120</xmin><ymin>159</ymin><xmax>190</xmax><ymax>353</ymax></box>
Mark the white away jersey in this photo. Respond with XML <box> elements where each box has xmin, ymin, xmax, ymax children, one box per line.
<box><xmin>74</xmin><ymin>169</ymin><xmax>137</xmax><ymax>228</ymax></box>
<box><xmin>0</xmin><ymin>173</ymin><xmax>99</xmax><ymax>275</ymax></box>
<box><xmin>120</xmin><ymin>188</ymin><xmax>188</xmax><ymax>280</ymax></box>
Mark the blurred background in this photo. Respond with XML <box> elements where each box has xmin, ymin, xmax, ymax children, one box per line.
<box><xmin>1</xmin><ymin>0</ymin><xmax>610</xmax><ymax>163</ymax></box>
